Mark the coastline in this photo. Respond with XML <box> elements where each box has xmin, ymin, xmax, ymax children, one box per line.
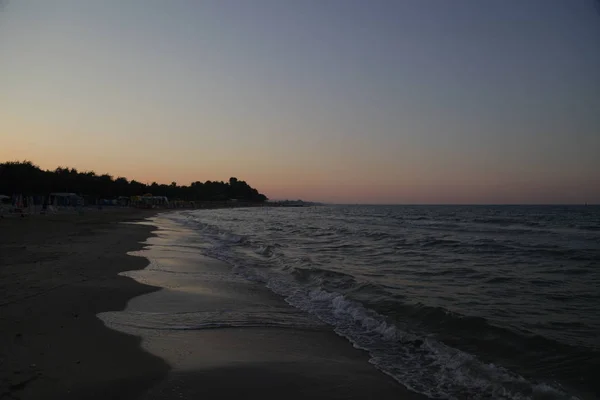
<box><xmin>1</xmin><ymin>208</ymin><xmax>426</xmax><ymax>399</ymax></box>
<box><xmin>0</xmin><ymin>209</ymin><xmax>168</xmax><ymax>399</ymax></box>
<box><xmin>100</xmin><ymin>212</ymin><xmax>427</xmax><ymax>400</ymax></box>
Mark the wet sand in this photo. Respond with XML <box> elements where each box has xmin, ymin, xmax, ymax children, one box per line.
<box><xmin>100</xmin><ymin>215</ymin><xmax>426</xmax><ymax>399</ymax></box>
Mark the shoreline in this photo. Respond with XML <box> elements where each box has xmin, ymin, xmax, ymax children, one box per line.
<box><xmin>0</xmin><ymin>209</ymin><xmax>169</xmax><ymax>399</ymax></box>
<box><xmin>100</xmin><ymin>212</ymin><xmax>427</xmax><ymax>400</ymax></box>
<box><xmin>2</xmin><ymin>208</ymin><xmax>426</xmax><ymax>399</ymax></box>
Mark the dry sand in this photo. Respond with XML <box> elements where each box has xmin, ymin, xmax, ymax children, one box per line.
<box><xmin>0</xmin><ymin>209</ymin><xmax>168</xmax><ymax>400</ymax></box>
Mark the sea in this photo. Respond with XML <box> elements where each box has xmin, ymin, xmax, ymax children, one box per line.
<box><xmin>158</xmin><ymin>205</ymin><xmax>599</xmax><ymax>399</ymax></box>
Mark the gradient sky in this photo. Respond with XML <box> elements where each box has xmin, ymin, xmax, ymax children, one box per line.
<box><xmin>1</xmin><ymin>0</ymin><xmax>599</xmax><ymax>203</ymax></box>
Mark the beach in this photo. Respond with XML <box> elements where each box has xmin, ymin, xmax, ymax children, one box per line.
<box><xmin>1</xmin><ymin>209</ymin><xmax>425</xmax><ymax>399</ymax></box>
<box><xmin>0</xmin><ymin>209</ymin><xmax>168</xmax><ymax>399</ymax></box>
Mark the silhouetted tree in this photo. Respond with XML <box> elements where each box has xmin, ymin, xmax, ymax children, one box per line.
<box><xmin>0</xmin><ymin>161</ymin><xmax>268</xmax><ymax>202</ymax></box>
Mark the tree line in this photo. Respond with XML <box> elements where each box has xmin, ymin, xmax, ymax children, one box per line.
<box><xmin>0</xmin><ymin>161</ymin><xmax>268</xmax><ymax>202</ymax></box>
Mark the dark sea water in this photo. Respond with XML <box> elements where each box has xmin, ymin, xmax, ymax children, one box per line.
<box><xmin>164</xmin><ymin>205</ymin><xmax>600</xmax><ymax>399</ymax></box>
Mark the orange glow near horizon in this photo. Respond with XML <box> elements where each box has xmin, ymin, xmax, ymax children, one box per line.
<box><xmin>1</xmin><ymin>147</ymin><xmax>598</xmax><ymax>204</ymax></box>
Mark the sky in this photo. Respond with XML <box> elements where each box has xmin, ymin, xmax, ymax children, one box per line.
<box><xmin>1</xmin><ymin>0</ymin><xmax>599</xmax><ymax>204</ymax></box>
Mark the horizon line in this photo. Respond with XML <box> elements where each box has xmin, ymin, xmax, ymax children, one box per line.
<box><xmin>309</xmin><ymin>203</ymin><xmax>599</xmax><ymax>207</ymax></box>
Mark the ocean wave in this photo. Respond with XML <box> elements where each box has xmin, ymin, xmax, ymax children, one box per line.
<box><xmin>161</xmin><ymin>209</ymin><xmax>598</xmax><ymax>399</ymax></box>
<box><xmin>484</xmin><ymin>276</ymin><xmax>516</xmax><ymax>284</ymax></box>
<box><xmin>291</xmin><ymin>267</ymin><xmax>357</xmax><ymax>286</ymax></box>
<box><xmin>411</xmin><ymin>267</ymin><xmax>479</xmax><ymax>277</ymax></box>
<box><xmin>277</xmin><ymin>285</ymin><xmax>575</xmax><ymax>400</ymax></box>
<box><xmin>255</xmin><ymin>245</ymin><xmax>276</xmax><ymax>257</ymax></box>
<box><xmin>473</xmin><ymin>217</ymin><xmax>523</xmax><ymax>225</ymax></box>
<box><xmin>202</xmin><ymin>251</ymin><xmax>575</xmax><ymax>398</ymax></box>
<box><xmin>419</xmin><ymin>238</ymin><xmax>462</xmax><ymax>248</ymax></box>
<box><xmin>574</xmin><ymin>224</ymin><xmax>600</xmax><ymax>232</ymax></box>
